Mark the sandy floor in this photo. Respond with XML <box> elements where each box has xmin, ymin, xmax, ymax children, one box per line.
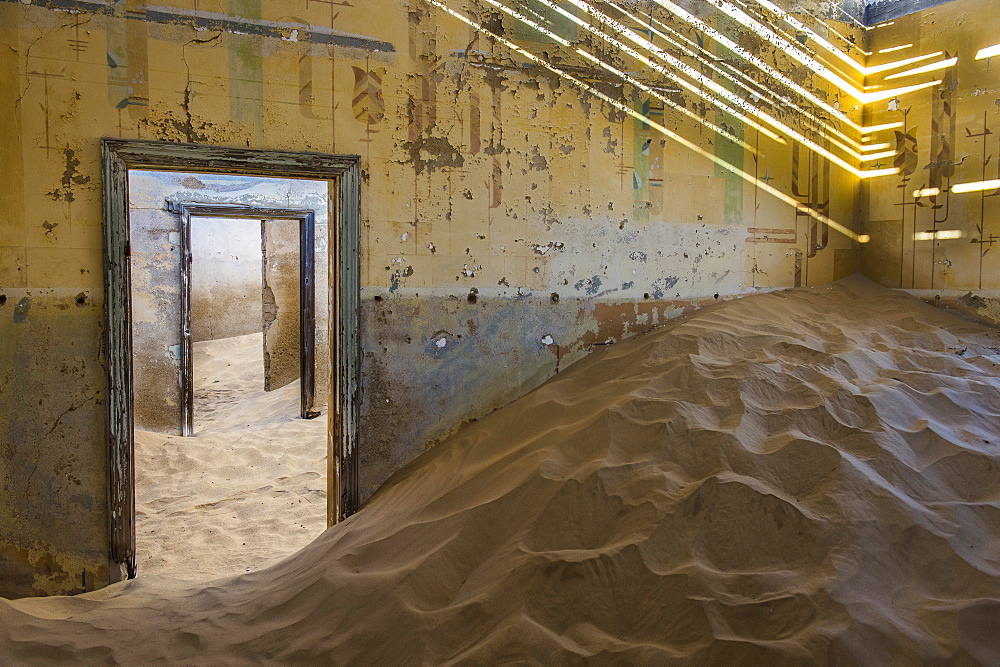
<box><xmin>4</xmin><ymin>276</ymin><xmax>1000</xmax><ymax>662</ymax></box>
<box><xmin>134</xmin><ymin>332</ymin><xmax>327</xmax><ymax>580</ymax></box>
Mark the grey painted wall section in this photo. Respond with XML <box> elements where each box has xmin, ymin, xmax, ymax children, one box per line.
<box><xmin>865</xmin><ymin>0</ymin><xmax>957</xmax><ymax>24</ymax></box>
<box><xmin>190</xmin><ymin>217</ymin><xmax>263</xmax><ymax>343</ymax></box>
<box><xmin>128</xmin><ymin>170</ymin><xmax>331</xmax><ymax>435</ymax></box>
<box><xmin>356</xmin><ymin>288</ymin><xmax>765</xmax><ymax>504</ymax></box>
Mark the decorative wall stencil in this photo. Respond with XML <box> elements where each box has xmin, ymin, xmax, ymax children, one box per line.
<box><xmin>914</xmin><ymin>62</ymin><xmax>956</xmax><ymax>288</ymax></box>
<box><xmin>714</xmin><ymin>14</ymin><xmax>744</xmax><ymax>228</ymax></box>
<box><xmin>967</xmin><ymin>113</ymin><xmax>999</xmax><ymax>288</ymax></box>
<box><xmin>893</xmin><ymin>109</ymin><xmax>918</xmax><ymax>287</ymax></box>
<box><xmin>26</xmin><ymin>69</ymin><xmax>65</xmax><ymax>155</ymax></box>
<box><xmin>106</xmin><ymin>0</ymin><xmax>148</xmax><ymax>118</ymax></box>
<box><xmin>862</xmin><ymin>1</ymin><xmax>999</xmax><ymax>291</ymax></box>
<box><xmin>351</xmin><ymin>66</ymin><xmax>386</xmax><ymax>141</ymax></box>
<box><xmin>792</xmin><ymin>139</ymin><xmax>832</xmax><ymax>260</ymax></box>
<box><xmin>632</xmin><ymin>96</ymin><xmax>665</xmax><ymax>221</ymax></box>
<box><xmin>467</xmin><ymin>89</ymin><xmax>481</xmax><ymax>155</ymax></box>
<box><xmin>228</xmin><ymin>0</ymin><xmax>265</xmax><ymax>142</ymax></box>
<box><xmin>407</xmin><ymin>1</ymin><xmax>439</xmax><ymax>143</ymax></box>
<box><xmin>511</xmin><ymin>0</ymin><xmax>579</xmax><ymax>44</ymax></box>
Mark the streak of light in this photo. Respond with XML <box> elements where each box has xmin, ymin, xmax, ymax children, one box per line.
<box><xmin>492</xmin><ymin>0</ymin><xmax>782</xmax><ymax>144</ymax></box>
<box><xmin>574</xmin><ymin>49</ymin><xmax>755</xmax><ymax>151</ymax></box>
<box><xmin>883</xmin><ymin>56</ymin><xmax>958</xmax><ymax>80</ymax></box>
<box><xmin>975</xmin><ymin>44</ymin><xmax>1000</xmax><ymax>60</ymax></box>
<box><xmin>645</xmin><ymin>0</ymin><xmax>860</xmax><ymax>131</ymax></box>
<box><xmin>862</xmin><ymin>167</ymin><xmax>901</xmax><ymax>178</ymax></box>
<box><xmin>914</xmin><ymin>230</ymin><xmax>963</xmax><ymax>240</ymax></box>
<box><xmin>860</xmin><ymin>80</ymin><xmax>943</xmax><ymax>103</ymax></box>
<box><xmin>863</xmin><ymin>52</ymin><xmax>943</xmax><ymax>75</ymax></box>
<box><xmin>543</xmin><ymin>0</ymin><xmax>789</xmax><ymax>143</ymax></box>
<box><xmin>793</xmin><ymin>5</ymin><xmax>871</xmax><ymax>54</ymax></box>
<box><xmin>878</xmin><ymin>44</ymin><xmax>912</xmax><ymax>54</ymax></box>
<box><xmin>952</xmin><ymin>179</ymin><xmax>1000</xmax><ymax>193</ymax></box>
<box><xmin>819</xmin><ymin>19</ymin><xmax>871</xmax><ymax>56</ymax></box>
<box><xmin>707</xmin><ymin>0</ymin><xmax>866</xmax><ymax>99</ymax></box>
<box><xmin>862</xmin><ymin>122</ymin><xmax>904</xmax><ymax>134</ymax></box>
<box><xmin>859</xmin><ymin>150</ymin><xmax>897</xmax><ymax>162</ymax></box>
<box><xmin>857</xmin><ymin>234</ymin><xmax>871</xmax><ymax>243</ymax></box>
<box><xmin>913</xmin><ymin>187</ymin><xmax>941</xmax><ymax>198</ymax></box>
<box><xmin>505</xmin><ymin>0</ymin><xmax>909</xmax><ymax>173</ymax></box>
<box><xmin>749</xmin><ymin>0</ymin><xmax>942</xmax><ymax>78</ymax></box>
<box><xmin>544</xmin><ymin>0</ymin><xmax>908</xmax><ymax>175</ymax></box>
<box><xmin>610</xmin><ymin>3</ymin><xmax>790</xmax><ymax>118</ymax></box>
<box><xmin>426</xmin><ymin>0</ymin><xmax>877</xmax><ymax>244</ymax></box>
<box><xmin>509</xmin><ymin>0</ymin><xmax>935</xmax><ymax>158</ymax></box>
<box><xmin>622</xmin><ymin>2</ymin><xmax>864</xmax><ymax>151</ymax></box>
<box><xmin>862</xmin><ymin>142</ymin><xmax>892</xmax><ymax>151</ymax></box>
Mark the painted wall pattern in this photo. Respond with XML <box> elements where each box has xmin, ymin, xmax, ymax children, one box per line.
<box><xmin>2</xmin><ymin>0</ymin><xmax>877</xmax><ymax>595</ymax></box>
<box><xmin>862</xmin><ymin>0</ymin><xmax>1000</xmax><ymax>290</ymax></box>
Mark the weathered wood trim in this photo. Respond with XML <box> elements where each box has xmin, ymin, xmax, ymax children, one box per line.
<box><xmin>102</xmin><ymin>139</ymin><xmax>362</xmax><ymax>582</ymax></box>
<box><xmin>300</xmin><ymin>211</ymin><xmax>319</xmax><ymax>419</ymax></box>
<box><xmin>338</xmin><ymin>160</ymin><xmax>362</xmax><ymax>519</ymax></box>
<box><xmin>179</xmin><ymin>205</ymin><xmax>193</xmax><ymax>436</ymax></box>
<box><xmin>102</xmin><ymin>140</ymin><xmax>136</xmax><ymax>582</ymax></box>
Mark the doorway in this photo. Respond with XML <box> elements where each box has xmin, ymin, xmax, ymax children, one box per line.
<box><xmin>102</xmin><ymin>139</ymin><xmax>361</xmax><ymax>582</ymax></box>
<box><xmin>171</xmin><ymin>202</ymin><xmax>321</xmax><ymax>433</ymax></box>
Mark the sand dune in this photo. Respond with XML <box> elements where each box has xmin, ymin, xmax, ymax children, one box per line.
<box><xmin>3</xmin><ymin>276</ymin><xmax>1000</xmax><ymax>662</ymax></box>
<box><xmin>135</xmin><ymin>332</ymin><xmax>326</xmax><ymax>580</ymax></box>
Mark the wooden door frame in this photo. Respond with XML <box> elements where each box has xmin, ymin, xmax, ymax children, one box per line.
<box><xmin>102</xmin><ymin>139</ymin><xmax>361</xmax><ymax>582</ymax></box>
<box><xmin>169</xmin><ymin>202</ymin><xmax>319</xmax><ymax>434</ymax></box>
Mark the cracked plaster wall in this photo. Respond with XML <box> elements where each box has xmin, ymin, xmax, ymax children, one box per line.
<box><xmin>2</xmin><ymin>0</ymin><xmax>867</xmax><ymax>595</ymax></box>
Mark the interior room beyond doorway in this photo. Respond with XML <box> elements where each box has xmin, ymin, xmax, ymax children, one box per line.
<box><xmin>127</xmin><ymin>170</ymin><xmax>331</xmax><ymax>580</ymax></box>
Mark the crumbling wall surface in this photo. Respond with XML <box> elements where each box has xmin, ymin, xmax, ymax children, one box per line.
<box><xmin>262</xmin><ymin>219</ymin><xmax>300</xmax><ymax>392</ymax></box>
<box><xmin>2</xmin><ymin>0</ymin><xmax>870</xmax><ymax>594</ymax></box>
<box><xmin>191</xmin><ymin>218</ymin><xmax>263</xmax><ymax>343</ymax></box>
<box><xmin>0</xmin><ymin>290</ymin><xmax>109</xmax><ymax>599</ymax></box>
<box><xmin>861</xmin><ymin>0</ymin><xmax>1000</xmax><ymax>292</ymax></box>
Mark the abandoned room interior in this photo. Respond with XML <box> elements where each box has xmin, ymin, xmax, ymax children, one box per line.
<box><xmin>2</xmin><ymin>0</ymin><xmax>1000</xmax><ymax>661</ymax></box>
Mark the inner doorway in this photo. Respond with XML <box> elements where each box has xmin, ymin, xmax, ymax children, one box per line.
<box><xmin>101</xmin><ymin>139</ymin><xmax>361</xmax><ymax>583</ymax></box>
<box><xmin>172</xmin><ymin>203</ymin><xmax>322</xmax><ymax>434</ymax></box>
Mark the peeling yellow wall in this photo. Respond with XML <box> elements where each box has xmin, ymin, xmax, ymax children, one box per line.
<box><xmin>1</xmin><ymin>0</ymin><xmax>868</xmax><ymax>596</ymax></box>
<box><xmin>861</xmin><ymin>0</ymin><xmax>1000</xmax><ymax>290</ymax></box>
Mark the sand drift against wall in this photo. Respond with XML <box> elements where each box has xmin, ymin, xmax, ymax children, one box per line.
<box><xmin>135</xmin><ymin>332</ymin><xmax>326</xmax><ymax>580</ymax></box>
<box><xmin>3</xmin><ymin>276</ymin><xmax>1000</xmax><ymax>662</ymax></box>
